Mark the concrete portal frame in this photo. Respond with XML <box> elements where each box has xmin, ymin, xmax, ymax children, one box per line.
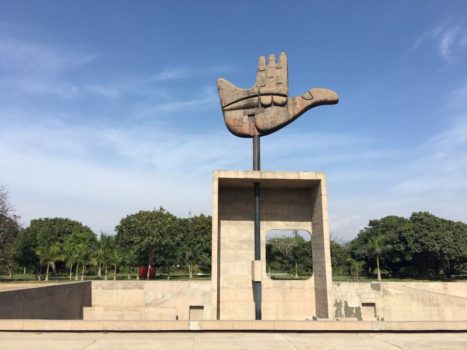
<box><xmin>211</xmin><ymin>170</ymin><xmax>333</xmax><ymax>320</ymax></box>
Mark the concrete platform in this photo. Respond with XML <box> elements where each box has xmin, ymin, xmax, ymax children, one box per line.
<box><xmin>0</xmin><ymin>331</ymin><xmax>467</xmax><ymax>350</ymax></box>
<box><xmin>0</xmin><ymin>320</ymin><xmax>466</xmax><ymax>332</ymax></box>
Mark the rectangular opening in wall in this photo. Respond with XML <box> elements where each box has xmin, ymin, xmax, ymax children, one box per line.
<box><xmin>266</xmin><ymin>229</ymin><xmax>312</xmax><ymax>280</ymax></box>
<box><xmin>361</xmin><ymin>302</ymin><xmax>376</xmax><ymax>320</ymax></box>
<box><xmin>189</xmin><ymin>305</ymin><xmax>204</xmax><ymax>320</ymax></box>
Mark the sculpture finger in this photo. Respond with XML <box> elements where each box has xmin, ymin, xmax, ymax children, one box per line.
<box><xmin>255</xmin><ymin>56</ymin><xmax>267</xmax><ymax>92</ymax></box>
<box><xmin>257</xmin><ymin>52</ymin><xmax>288</xmax><ymax>107</ymax></box>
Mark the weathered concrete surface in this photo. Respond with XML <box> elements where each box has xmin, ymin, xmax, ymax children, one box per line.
<box><xmin>334</xmin><ymin>281</ymin><xmax>467</xmax><ymax>321</ymax></box>
<box><xmin>211</xmin><ymin>171</ymin><xmax>333</xmax><ymax>320</ymax></box>
<box><xmin>0</xmin><ymin>281</ymin><xmax>91</xmax><ymax>319</ymax></box>
<box><xmin>217</xmin><ymin>52</ymin><xmax>338</xmax><ymax>137</ymax></box>
<box><xmin>85</xmin><ymin>280</ymin><xmax>211</xmax><ymax>321</ymax></box>
<box><xmin>0</xmin><ymin>320</ymin><xmax>466</xmax><ymax>332</ymax></box>
<box><xmin>0</xmin><ymin>282</ymin><xmax>56</xmax><ymax>291</ymax></box>
<box><xmin>0</xmin><ymin>331</ymin><xmax>466</xmax><ymax>350</ymax></box>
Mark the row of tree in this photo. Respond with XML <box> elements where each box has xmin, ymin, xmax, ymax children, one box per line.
<box><xmin>331</xmin><ymin>212</ymin><xmax>467</xmax><ymax>279</ymax></box>
<box><xmin>0</xmin><ymin>186</ymin><xmax>212</xmax><ymax>280</ymax></box>
<box><xmin>1</xmin><ymin>185</ymin><xmax>466</xmax><ymax>280</ymax></box>
<box><xmin>8</xmin><ymin>210</ymin><xmax>211</xmax><ymax>280</ymax></box>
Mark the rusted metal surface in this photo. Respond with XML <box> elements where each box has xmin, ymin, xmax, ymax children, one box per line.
<box><xmin>217</xmin><ymin>52</ymin><xmax>338</xmax><ymax>138</ymax></box>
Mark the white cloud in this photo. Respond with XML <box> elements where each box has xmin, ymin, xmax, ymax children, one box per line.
<box><xmin>150</xmin><ymin>65</ymin><xmax>232</xmax><ymax>82</ymax></box>
<box><xmin>151</xmin><ymin>67</ymin><xmax>193</xmax><ymax>81</ymax></box>
<box><xmin>0</xmin><ymin>38</ymin><xmax>95</xmax><ymax>76</ymax></box>
<box><xmin>411</xmin><ymin>22</ymin><xmax>467</xmax><ymax>63</ymax></box>
<box><xmin>437</xmin><ymin>25</ymin><xmax>460</xmax><ymax>61</ymax></box>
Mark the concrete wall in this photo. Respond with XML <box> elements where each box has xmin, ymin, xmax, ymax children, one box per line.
<box><xmin>211</xmin><ymin>171</ymin><xmax>333</xmax><ymax>320</ymax></box>
<box><xmin>86</xmin><ymin>280</ymin><xmax>211</xmax><ymax>321</ymax></box>
<box><xmin>0</xmin><ymin>282</ymin><xmax>91</xmax><ymax>319</ymax></box>
<box><xmin>333</xmin><ymin>282</ymin><xmax>467</xmax><ymax>321</ymax></box>
<box><xmin>88</xmin><ymin>280</ymin><xmax>467</xmax><ymax>322</ymax></box>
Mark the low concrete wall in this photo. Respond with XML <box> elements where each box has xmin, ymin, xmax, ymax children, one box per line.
<box><xmin>90</xmin><ymin>280</ymin><xmax>467</xmax><ymax>322</ymax></box>
<box><xmin>88</xmin><ymin>280</ymin><xmax>211</xmax><ymax>321</ymax></box>
<box><xmin>0</xmin><ymin>282</ymin><xmax>91</xmax><ymax>319</ymax></box>
<box><xmin>333</xmin><ymin>282</ymin><xmax>467</xmax><ymax>321</ymax></box>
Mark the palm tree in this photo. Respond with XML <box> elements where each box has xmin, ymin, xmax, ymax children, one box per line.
<box><xmin>369</xmin><ymin>235</ymin><xmax>384</xmax><ymax>281</ymax></box>
<box><xmin>109</xmin><ymin>248</ymin><xmax>122</xmax><ymax>280</ymax></box>
<box><xmin>43</xmin><ymin>242</ymin><xmax>62</xmax><ymax>281</ymax></box>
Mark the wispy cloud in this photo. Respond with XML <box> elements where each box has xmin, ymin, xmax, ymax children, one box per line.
<box><xmin>151</xmin><ymin>67</ymin><xmax>193</xmax><ymax>81</ymax></box>
<box><xmin>393</xmin><ymin>116</ymin><xmax>467</xmax><ymax>194</ymax></box>
<box><xmin>435</xmin><ymin>24</ymin><xmax>462</xmax><ymax>62</ymax></box>
<box><xmin>411</xmin><ymin>21</ymin><xmax>467</xmax><ymax>63</ymax></box>
<box><xmin>0</xmin><ymin>37</ymin><xmax>95</xmax><ymax>76</ymax></box>
<box><xmin>150</xmin><ymin>65</ymin><xmax>232</xmax><ymax>82</ymax></box>
<box><xmin>133</xmin><ymin>85</ymin><xmax>218</xmax><ymax>118</ymax></box>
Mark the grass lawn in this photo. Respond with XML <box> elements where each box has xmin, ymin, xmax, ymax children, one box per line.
<box><xmin>0</xmin><ymin>272</ymin><xmax>211</xmax><ymax>283</ymax></box>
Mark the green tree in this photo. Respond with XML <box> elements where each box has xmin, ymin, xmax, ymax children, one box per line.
<box><xmin>14</xmin><ymin>228</ymin><xmax>39</xmax><ymax>274</ymax></box>
<box><xmin>26</xmin><ymin>217</ymin><xmax>95</xmax><ymax>281</ymax></box>
<box><xmin>0</xmin><ymin>214</ymin><xmax>20</xmax><ymax>277</ymax></box>
<box><xmin>330</xmin><ymin>239</ymin><xmax>350</xmax><ymax>276</ymax></box>
<box><xmin>0</xmin><ymin>185</ymin><xmax>20</xmax><ymax>277</ymax></box>
<box><xmin>64</xmin><ymin>234</ymin><xmax>79</xmax><ymax>280</ymax></box>
<box><xmin>177</xmin><ymin>214</ymin><xmax>212</xmax><ymax>278</ymax></box>
<box><xmin>369</xmin><ymin>235</ymin><xmax>384</xmax><ymax>280</ymax></box>
<box><xmin>350</xmin><ymin>216</ymin><xmax>408</xmax><ymax>278</ymax></box>
<box><xmin>115</xmin><ymin>208</ymin><xmax>181</xmax><ymax>279</ymax></box>
<box><xmin>64</xmin><ymin>228</ymin><xmax>97</xmax><ymax>281</ymax></box>
<box><xmin>98</xmin><ymin>234</ymin><xmax>114</xmax><ymax>280</ymax></box>
<box><xmin>35</xmin><ymin>241</ymin><xmax>62</xmax><ymax>281</ymax></box>
<box><xmin>349</xmin><ymin>212</ymin><xmax>467</xmax><ymax>279</ymax></box>
<box><xmin>408</xmin><ymin>212</ymin><xmax>467</xmax><ymax>277</ymax></box>
<box><xmin>95</xmin><ymin>233</ymin><xmax>112</xmax><ymax>278</ymax></box>
<box><xmin>266</xmin><ymin>231</ymin><xmax>312</xmax><ymax>278</ymax></box>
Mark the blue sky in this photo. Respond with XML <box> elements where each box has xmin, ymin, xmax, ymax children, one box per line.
<box><xmin>1</xmin><ymin>0</ymin><xmax>467</xmax><ymax>240</ymax></box>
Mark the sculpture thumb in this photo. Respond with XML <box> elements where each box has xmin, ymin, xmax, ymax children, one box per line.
<box><xmin>288</xmin><ymin>88</ymin><xmax>339</xmax><ymax>120</ymax></box>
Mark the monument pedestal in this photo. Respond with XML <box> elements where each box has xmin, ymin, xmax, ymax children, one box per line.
<box><xmin>211</xmin><ymin>170</ymin><xmax>333</xmax><ymax>320</ymax></box>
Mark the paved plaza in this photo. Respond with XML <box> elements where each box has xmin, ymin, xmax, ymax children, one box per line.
<box><xmin>0</xmin><ymin>332</ymin><xmax>466</xmax><ymax>350</ymax></box>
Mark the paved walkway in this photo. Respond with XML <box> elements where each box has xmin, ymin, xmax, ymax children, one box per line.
<box><xmin>0</xmin><ymin>332</ymin><xmax>466</xmax><ymax>349</ymax></box>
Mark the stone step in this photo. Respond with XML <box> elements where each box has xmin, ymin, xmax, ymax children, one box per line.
<box><xmin>83</xmin><ymin>306</ymin><xmax>177</xmax><ymax>321</ymax></box>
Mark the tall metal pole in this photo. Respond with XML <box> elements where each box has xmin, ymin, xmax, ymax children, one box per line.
<box><xmin>253</xmin><ymin>135</ymin><xmax>262</xmax><ymax>320</ymax></box>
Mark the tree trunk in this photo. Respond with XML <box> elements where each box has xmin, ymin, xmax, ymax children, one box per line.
<box><xmin>104</xmin><ymin>265</ymin><xmax>108</xmax><ymax>280</ymax></box>
<box><xmin>188</xmin><ymin>263</ymin><xmax>192</xmax><ymax>279</ymax></box>
<box><xmin>45</xmin><ymin>263</ymin><xmax>50</xmax><ymax>281</ymax></box>
<box><xmin>376</xmin><ymin>255</ymin><xmax>381</xmax><ymax>281</ymax></box>
<box><xmin>75</xmin><ymin>262</ymin><xmax>79</xmax><ymax>281</ymax></box>
<box><xmin>23</xmin><ymin>267</ymin><xmax>26</xmax><ymax>275</ymax></box>
<box><xmin>127</xmin><ymin>266</ymin><xmax>131</xmax><ymax>279</ymax></box>
<box><xmin>97</xmin><ymin>264</ymin><xmax>102</xmax><ymax>278</ymax></box>
<box><xmin>81</xmin><ymin>264</ymin><xmax>85</xmax><ymax>281</ymax></box>
<box><xmin>147</xmin><ymin>263</ymin><xmax>151</xmax><ymax>280</ymax></box>
<box><xmin>69</xmin><ymin>264</ymin><xmax>73</xmax><ymax>280</ymax></box>
<box><xmin>113</xmin><ymin>265</ymin><xmax>117</xmax><ymax>280</ymax></box>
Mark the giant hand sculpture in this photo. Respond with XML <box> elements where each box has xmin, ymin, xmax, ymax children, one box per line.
<box><xmin>217</xmin><ymin>52</ymin><xmax>338</xmax><ymax>137</ymax></box>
